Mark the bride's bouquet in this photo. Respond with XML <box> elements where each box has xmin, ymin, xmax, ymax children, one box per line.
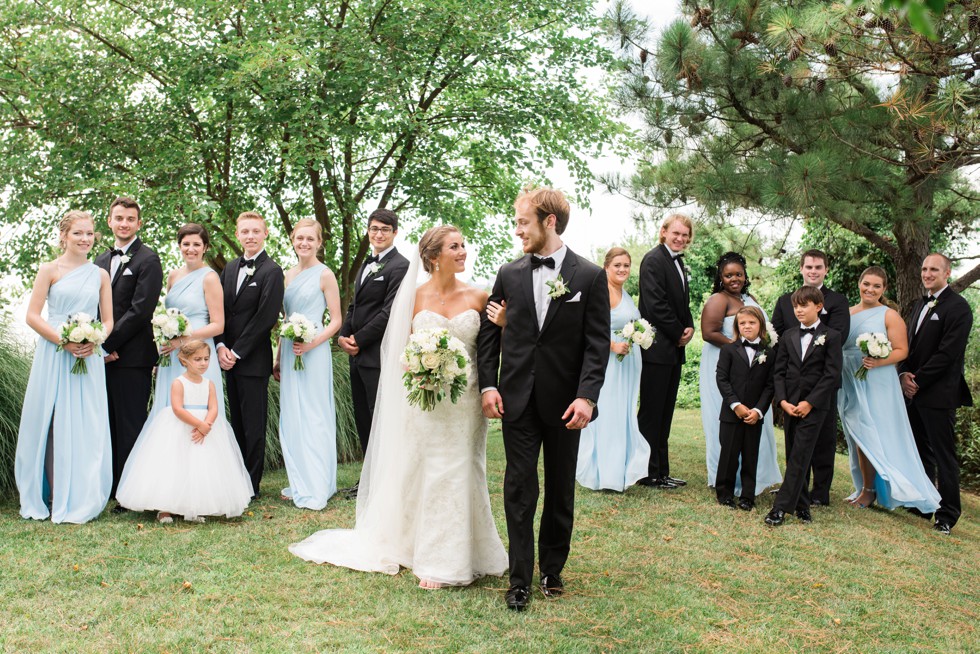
<box><xmin>57</xmin><ymin>312</ymin><xmax>108</xmax><ymax>375</ymax></box>
<box><xmin>400</xmin><ymin>328</ymin><xmax>469</xmax><ymax>411</ymax></box>
<box><xmin>151</xmin><ymin>306</ymin><xmax>191</xmax><ymax>367</ymax></box>
<box><xmin>854</xmin><ymin>332</ymin><xmax>892</xmax><ymax>380</ymax></box>
<box><xmin>280</xmin><ymin>313</ymin><xmax>317</xmax><ymax>370</ymax></box>
<box><xmin>614</xmin><ymin>318</ymin><xmax>656</xmax><ymax>361</ymax></box>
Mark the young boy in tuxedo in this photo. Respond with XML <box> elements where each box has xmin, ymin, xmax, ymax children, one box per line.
<box><xmin>765</xmin><ymin>286</ymin><xmax>843</xmax><ymax>526</ymax></box>
<box><xmin>715</xmin><ymin>306</ymin><xmax>775</xmax><ymax>511</ymax></box>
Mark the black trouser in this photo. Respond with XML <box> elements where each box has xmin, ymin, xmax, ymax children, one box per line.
<box><xmin>716</xmin><ymin>420</ymin><xmax>762</xmax><ymax>504</ymax></box>
<box><xmin>638</xmin><ymin>361</ymin><xmax>682</xmax><ymax>479</ymax></box>
<box><xmin>908</xmin><ymin>403</ymin><xmax>960</xmax><ymax>527</ymax></box>
<box><xmin>226</xmin><ymin>371</ymin><xmax>269</xmax><ymax>496</ymax></box>
<box><xmin>808</xmin><ymin>398</ymin><xmax>838</xmax><ymax>504</ymax></box>
<box><xmin>502</xmin><ymin>399</ymin><xmax>580</xmax><ymax>589</ymax></box>
<box><xmin>773</xmin><ymin>409</ymin><xmax>826</xmax><ymax>513</ymax></box>
<box><xmin>349</xmin><ymin>359</ymin><xmax>380</xmax><ymax>454</ymax></box>
<box><xmin>105</xmin><ymin>366</ymin><xmax>153</xmax><ymax>498</ymax></box>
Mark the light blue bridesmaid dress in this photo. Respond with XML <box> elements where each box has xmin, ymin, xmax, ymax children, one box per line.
<box><xmin>699</xmin><ymin>295</ymin><xmax>782</xmax><ymax>495</ymax></box>
<box><xmin>151</xmin><ymin>267</ymin><xmax>224</xmax><ymax>418</ymax></box>
<box><xmin>15</xmin><ymin>263</ymin><xmax>112</xmax><ymax>523</ymax></box>
<box><xmin>279</xmin><ymin>263</ymin><xmax>337</xmax><ymax>509</ymax></box>
<box><xmin>837</xmin><ymin>305</ymin><xmax>941</xmax><ymax>512</ymax></box>
<box><xmin>577</xmin><ymin>293</ymin><xmax>651</xmax><ymax>491</ymax></box>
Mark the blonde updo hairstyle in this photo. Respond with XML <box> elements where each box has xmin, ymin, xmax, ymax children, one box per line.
<box><xmin>290</xmin><ymin>218</ymin><xmax>323</xmax><ymax>245</ymax></box>
<box><xmin>58</xmin><ymin>210</ymin><xmax>95</xmax><ymax>251</ymax></box>
<box><xmin>419</xmin><ymin>225</ymin><xmax>462</xmax><ymax>274</ymax></box>
<box><xmin>177</xmin><ymin>339</ymin><xmax>211</xmax><ymax>367</ymax></box>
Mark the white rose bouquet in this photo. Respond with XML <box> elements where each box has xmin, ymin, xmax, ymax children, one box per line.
<box><xmin>400</xmin><ymin>328</ymin><xmax>470</xmax><ymax>411</ymax></box>
<box><xmin>854</xmin><ymin>332</ymin><xmax>893</xmax><ymax>381</ymax></box>
<box><xmin>280</xmin><ymin>313</ymin><xmax>318</xmax><ymax>370</ymax></box>
<box><xmin>765</xmin><ymin>322</ymin><xmax>778</xmax><ymax>346</ymax></box>
<box><xmin>151</xmin><ymin>306</ymin><xmax>192</xmax><ymax>367</ymax></box>
<box><xmin>614</xmin><ymin>318</ymin><xmax>656</xmax><ymax>361</ymax></box>
<box><xmin>57</xmin><ymin>312</ymin><xmax>108</xmax><ymax>375</ymax></box>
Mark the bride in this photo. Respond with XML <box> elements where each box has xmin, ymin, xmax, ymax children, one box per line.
<box><xmin>290</xmin><ymin>225</ymin><xmax>508</xmax><ymax>588</ymax></box>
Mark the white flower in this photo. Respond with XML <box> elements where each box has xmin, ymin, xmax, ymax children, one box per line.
<box><xmin>119</xmin><ymin>254</ymin><xmax>132</xmax><ymax>266</ymax></box>
<box><xmin>766</xmin><ymin>322</ymin><xmax>778</xmax><ymax>346</ymax></box>
<box><xmin>73</xmin><ymin>312</ymin><xmax>93</xmax><ymax>324</ymax></box>
<box><xmin>366</xmin><ymin>262</ymin><xmax>384</xmax><ymax>277</ymax></box>
<box><xmin>244</xmin><ymin>267</ymin><xmax>255</xmax><ymax>277</ymax></box>
<box><xmin>621</xmin><ymin>322</ymin><xmax>635</xmax><ymax>338</ymax></box>
<box><xmin>756</xmin><ymin>353</ymin><xmax>768</xmax><ymax>364</ymax></box>
<box><xmin>68</xmin><ymin>326</ymin><xmax>86</xmax><ymax>343</ymax></box>
<box><xmin>166</xmin><ymin>307</ymin><xmax>181</xmax><ymax>317</ymax></box>
<box><xmin>421</xmin><ymin>352</ymin><xmax>441</xmax><ymax>370</ymax></box>
<box><xmin>814</xmin><ymin>334</ymin><xmax>827</xmax><ymax>347</ymax></box>
<box><xmin>546</xmin><ymin>275</ymin><xmax>569</xmax><ymax>299</ymax></box>
<box><xmin>927</xmin><ymin>299</ymin><xmax>937</xmax><ymax>310</ymax></box>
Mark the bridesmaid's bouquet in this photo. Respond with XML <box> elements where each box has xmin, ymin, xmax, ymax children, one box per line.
<box><xmin>854</xmin><ymin>332</ymin><xmax>893</xmax><ymax>380</ymax></box>
<box><xmin>152</xmin><ymin>306</ymin><xmax>191</xmax><ymax>367</ymax></box>
<box><xmin>400</xmin><ymin>328</ymin><xmax>469</xmax><ymax>411</ymax></box>
<box><xmin>280</xmin><ymin>313</ymin><xmax>317</xmax><ymax>370</ymax></box>
<box><xmin>614</xmin><ymin>319</ymin><xmax>656</xmax><ymax>361</ymax></box>
<box><xmin>56</xmin><ymin>312</ymin><xmax>108</xmax><ymax>375</ymax></box>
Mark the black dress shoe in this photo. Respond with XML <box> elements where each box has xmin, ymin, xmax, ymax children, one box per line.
<box><xmin>907</xmin><ymin>507</ymin><xmax>933</xmax><ymax>521</ymax></box>
<box><xmin>340</xmin><ymin>482</ymin><xmax>359</xmax><ymax>499</ymax></box>
<box><xmin>737</xmin><ymin>499</ymin><xmax>754</xmax><ymax>511</ymax></box>
<box><xmin>718</xmin><ymin>498</ymin><xmax>736</xmax><ymax>509</ymax></box>
<box><xmin>505</xmin><ymin>585</ymin><xmax>531</xmax><ymax>611</ymax></box>
<box><xmin>540</xmin><ymin>574</ymin><xmax>564</xmax><ymax>598</ymax></box>
<box><xmin>933</xmin><ymin>521</ymin><xmax>952</xmax><ymax>535</ymax></box>
<box><xmin>110</xmin><ymin>503</ymin><xmax>129</xmax><ymax>515</ymax></box>
<box><xmin>665</xmin><ymin>476</ymin><xmax>687</xmax><ymax>486</ymax></box>
<box><xmin>636</xmin><ymin>477</ymin><xmax>678</xmax><ymax>489</ymax></box>
<box><xmin>795</xmin><ymin>509</ymin><xmax>813</xmax><ymax>524</ymax></box>
<box><xmin>764</xmin><ymin>509</ymin><xmax>785</xmax><ymax>526</ymax></box>
<box><xmin>809</xmin><ymin>499</ymin><xmax>827</xmax><ymax>507</ymax></box>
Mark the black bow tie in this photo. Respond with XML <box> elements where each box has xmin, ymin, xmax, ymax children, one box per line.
<box><xmin>366</xmin><ymin>254</ymin><xmax>380</xmax><ymax>265</ymax></box>
<box><xmin>674</xmin><ymin>253</ymin><xmax>685</xmax><ymax>261</ymax></box>
<box><xmin>741</xmin><ymin>340</ymin><xmax>759</xmax><ymax>350</ymax></box>
<box><xmin>923</xmin><ymin>295</ymin><xmax>937</xmax><ymax>304</ymax></box>
<box><xmin>531</xmin><ymin>256</ymin><xmax>555</xmax><ymax>270</ymax></box>
<box><xmin>241</xmin><ymin>259</ymin><xmax>256</xmax><ymax>272</ymax></box>
<box><xmin>800</xmin><ymin>327</ymin><xmax>817</xmax><ymax>335</ymax></box>
<box><xmin>109</xmin><ymin>248</ymin><xmax>125</xmax><ymax>257</ymax></box>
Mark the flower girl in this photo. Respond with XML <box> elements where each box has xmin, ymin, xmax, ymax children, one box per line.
<box><xmin>116</xmin><ymin>340</ymin><xmax>253</xmax><ymax>523</ymax></box>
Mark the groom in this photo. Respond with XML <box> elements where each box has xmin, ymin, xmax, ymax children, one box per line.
<box><xmin>478</xmin><ymin>186</ymin><xmax>610</xmax><ymax>612</ymax></box>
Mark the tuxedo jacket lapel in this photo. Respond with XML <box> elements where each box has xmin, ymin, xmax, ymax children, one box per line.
<box><xmin>540</xmin><ymin>252</ymin><xmax>579</xmax><ymax>335</ymax></box>
<box><xmin>789</xmin><ymin>328</ymin><xmax>804</xmax><ymax>362</ymax></box>
<box><xmin>801</xmin><ymin>324</ymin><xmax>827</xmax><ymax>361</ymax></box>
<box><xmin>519</xmin><ymin>256</ymin><xmax>538</xmax><ymax>335</ymax></box>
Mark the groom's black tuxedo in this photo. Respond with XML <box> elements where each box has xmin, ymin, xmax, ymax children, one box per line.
<box><xmin>217</xmin><ymin>250</ymin><xmax>284</xmax><ymax>495</ymax></box>
<box><xmin>771</xmin><ymin>323</ymin><xmax>842</xmax><ymax>513</ymax></box>
<box><xmin>900</xmin><ymin>287</ymin><xmax>973</xmax><ymax>528</ymax></box>
<box><xmin>771</xmin><ymin>285</ymin><xmax>849</xmax><ymax>505</ymax></box>
<box><xmin>95</xmin><ymin>237</ymin><xmax>163</xmax><ymax>497</ymax></box>
<box><xmin>339</xmin><ymin>247</ymin><xmax>410</xmax><ymax>452</ymax></box>
<box><xmin>478</xmin><ymin>247</ymin><xmax>609</xmax><ymax>589</ymax></box>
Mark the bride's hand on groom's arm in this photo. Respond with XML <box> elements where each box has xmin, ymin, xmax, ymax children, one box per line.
<box><xmin>563</xmin><ymin>398</ymin><xmax>594</xmax><ymax>430</ymax></box>
<box><xmin>481</xmin><ymin>389</ymin><xmax>504</xmax><ymax>419</ymax></box>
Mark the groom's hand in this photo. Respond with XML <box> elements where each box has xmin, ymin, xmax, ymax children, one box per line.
<box><xmin>481</xmin><ymin>390</ymin><xmax>504</xmax><ymax>419</ymax></box>
<box><xmin>563</xmin><ymin>398</ymin><xmax>594</xmax><ymax>430</ymax></box>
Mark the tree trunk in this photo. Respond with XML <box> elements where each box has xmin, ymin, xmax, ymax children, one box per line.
<box><xmin>893</xmin><ymin>222</ymin><xmax>930</xmax><ymax>320</ymax></box>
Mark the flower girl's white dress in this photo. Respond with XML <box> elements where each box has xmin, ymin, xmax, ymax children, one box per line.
<box><xmin>116</xmin><ymin>375</ymin><xmax>252</xmax><ymax>520</ymax></box>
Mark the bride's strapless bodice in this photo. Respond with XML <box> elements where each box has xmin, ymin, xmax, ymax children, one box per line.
<box><xmin>411</xmin><ymin>309</ymin><xmax>480</xmax><ymax>356</ymax></box>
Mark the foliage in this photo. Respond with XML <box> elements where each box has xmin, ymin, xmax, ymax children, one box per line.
<box><xmin>0</xmin><ymin>319</ymin><xmax>32</xmax><ymax>497</ymax></box>
<box><xmin>0</xmin><ymin>0</ymin><xmax>622</xmax><ymax>307</ymax></box>
<box><xmin>607</xmin><ymin>0</ymin><xmax>980</xmax><ymax>312</ymax></box>
<box><xmin>955</xmin><ymin>287</ymin><xmax>980</xmax><ymax>489</ymax></box>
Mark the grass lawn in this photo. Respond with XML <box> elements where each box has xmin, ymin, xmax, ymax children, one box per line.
<box><xmin>1</xmin><ymin>409</ymin><xmax>976</xmax><ymax>653</ymax></box>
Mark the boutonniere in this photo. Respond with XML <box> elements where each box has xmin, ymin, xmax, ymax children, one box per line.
<box><xmin>367</xmin><ymin>262</ymin><xmax>385</xmax><ymax>277</ymax></box>
<box><xmin>244</xmin><ymin>266</ymin><xmax>256</xmax><ymax>278</ymax></box>
<box><xmin>546</xmin><ymin>275</ymin><xmax>569</xmax><ymax>299</ymax></box>
<box><xmin>814</xmin><ymin>334</ymin><xmax>827</xmax><ymax>347</ymax></box>
<box><xmin>755</xmin><ymin>352</ymin><xmax>768</xmax><ymax>365</ymax></box>
<box><xmin>926</xmin><ymin>298</ymin><xmax>938</xmax><ymax>310</ymax></box>
<box><xmin>119</xmin><ymin>253</ymin><xmax>132</xmax><ymax>266</ymax></box>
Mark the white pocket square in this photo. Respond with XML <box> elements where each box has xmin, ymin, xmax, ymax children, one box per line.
<box><xmin>249</xmin><ymin>281</ymin><xmax>258</xmax><ymax>287</ymax></box>
<box><xmin>930</xmin><ymin>313</ymin><xmax>940</xmax><ymax>321</ymax></box>
<box><xmin>373</xmin><ymin>276</ymin><xmax>385</xmax><ymax>281</ymax></box>
<box><xmin>820</xmin><ymin>307</ymin><xmax>827</xmax><ymax>314</ymax></box>
<box><xmin>122</xmin><ymin>268</ymin><xmax>134</xmax><ymax>276</ymax></box>
<box><xmin>566</xmin><ymin>291</ymin><xmax>582</xmax><ymax>303</ymax></box>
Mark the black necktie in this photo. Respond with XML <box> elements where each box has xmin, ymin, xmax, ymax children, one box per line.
<box><xmin>366</xmin><ymin>254</ymin><xmax>379</xmax><ymax>265</ymax></box>
<box><xmin>531</xmin><ymin>256</ymin><xmax>555</xmax><ymax>270</ymax></box>
<box><xmin>741</xmin><ymin>340</ymin><xmax>759</xmax><ymax>350</ymax></box>
<box><xmin>800</xmin><ymin>327</ymin><xmax>816</xmax><ymax>336</ymax></box>
<box><xmin>109</xmin><ymin>248</ymin><xmax>124</xmax><ymax>257</ymax></box>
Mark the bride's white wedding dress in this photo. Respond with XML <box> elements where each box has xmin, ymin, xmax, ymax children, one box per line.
<box><xmin>289</xmin><ymin>308</ymin><xmax>507</xmax><ymax>586</ymax></box>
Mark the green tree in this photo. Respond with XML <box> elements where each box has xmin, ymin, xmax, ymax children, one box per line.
<box><xmin>0</xmin><ymin>0</ymin><xmax>620</xmax><ymax>307</ymax></box>
<box><xmin>608</xmin><ymin>0</ymin><xmax>980</xmax><ymax>313</ymax></box>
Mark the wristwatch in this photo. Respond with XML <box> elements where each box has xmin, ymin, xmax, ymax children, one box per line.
<box><xmin>584</xmin><ymin>398</ymin><xmax>596</xmax><ymax>409</ymax></box>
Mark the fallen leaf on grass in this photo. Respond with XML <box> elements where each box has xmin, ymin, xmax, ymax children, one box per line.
<box><xmin>182</xmin><ymin>581</ymin><xmax>193</xmax><ymax>590</ymax></box>
<box><xmin>813</xmin><ymin>583</ymin><xmax>823</xmax><ymax>588</ymax></box>
<box><xmin>137</xmin><ymin>523</ymin><xmax>144</xmax><ymax>531</ymax></box>
<box><xmin>833</xmin><ymin>618</ymin><xmax>841</xmax><ymax>625</ymax></box>
<box><xmin>100</xmin><ymin>581</ymin><xmax>109</xmax><ymax>588</ymax></box>
<box><xmin>72</xmin><ymin>564</ymin><xmax>79</xmax><ymax>572</ymax></box>
<box><xmin>663</xmin><ymin>536</ymin><xmax>673</xmax><ymax>542</ymax></box>
<box><xmin>263</xmin><ymin>514</ymin><xmax>273</xmax><ymax>519</ymax></box>
<box><xmin>246</xmin><ymin>511</ymin><xmax>254</xmax><ymax>517</ymax></box>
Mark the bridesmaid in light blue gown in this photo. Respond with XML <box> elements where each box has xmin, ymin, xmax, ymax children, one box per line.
<box><xmin>574</xmin><ymin>248</ymin><xmax>651</xmax><ymax>491</ymax></box>
<box><xmin>837</xmin><ymin>267</ymin><xmax>940</xmax><ymax>513</ymax></box>
<box><xmin>15</xmin><ymin>211</ymin><xmax>114</xmax><ymax>523</ymax></box>
<box><xmin>151</xmin><ymin>224</ymin><xmax>225</xmax><ymax>418</ymax></box>
<box><xmin>275</xmin><ymin>219</ymin><xmax>343</xmax><ymax>509</ymax></box>
<box><xmin>699</xmin><ymin>252</ymin><xmax>781</xmax><ymax>496</ymax></box>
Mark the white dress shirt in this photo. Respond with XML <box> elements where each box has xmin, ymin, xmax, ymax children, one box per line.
<box><xmin>667</xmin><ymin>247</ymin><xmax>686</xmax><ymax>289</ymax></box>
<box><xmin>532</xmin><ymin>245</ymin><xmax>567</xmax><ymax>330</ymax></box>
<box><xmin>109</xmin><ymin>239</ymin><xmax>136</xmax><ymax>280</ymax></box>
<box><xmin>237</xmin><ymin>250</ymin><xmax>265</xmax><ymax>293</ymax></box>
<box><xmin>800</xmin><ymin>320</ymin><xmax>820</xmax><ymax>359</ymax></box>
<box><xmin>361</xmin><ymin>245</ymin><xmax>395</xmax><ymax>283</ymax></box>
<box><xmin>915</xmin><ymin>285</ymin><xmax>947</xmax><ymax>334</ymax></box>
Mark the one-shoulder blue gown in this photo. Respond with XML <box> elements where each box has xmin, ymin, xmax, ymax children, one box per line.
<box><xmin>15</xmin><ymin>263</ymin><xmax>112</xmax><ymax>523</ymax></box>
<box><xmin>279</xmin><ymin>264</ymin><xmax>337</xmax><ymax>509</ymax></box>
<box><xmin>837</xmin><ymin>305</ymin><xmax>941</xmax><ymax>512</ymax></box>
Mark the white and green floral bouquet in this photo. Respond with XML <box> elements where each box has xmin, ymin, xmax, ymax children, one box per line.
<box><xmin>57</xmin><ymin>312</ymin><xmax>108</xmax><ymax>375</ymax></box>
<box><xmin>280</xmin><ymin>313</ymin><xmax>317</xmax><ymax>371</ymax></box>
<box><xmin>614</xmin><ymin>318</ymin><xmax>656</xmax><ymax>361</ymax></box>
<box><xmin>151</xmin><ymin>306</ymin><xmax>191</xmax><ymax>367</ymax></box>
<box><xmin>854</xmin><ymin>332</ymin><xmax>892</xmax><ymax>381</ymax></box>
<box><xmin>400</xmin><ymin>328</ymin><xmax>469</xmax><ymax>411</ymax></box>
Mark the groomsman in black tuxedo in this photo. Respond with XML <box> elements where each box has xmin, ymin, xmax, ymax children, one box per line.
<box><xmin>899</xmin><ymin>253</ymin><xmax>974</xmax><ymax>535</ymax></box>
<box><xmin>216</xmin><ymin>212</ymin><xmax>284</xmax><ymax>498</ymax></box>
<box><xmin>478</xmin><ymin>186</ymin><xmax>609</xmax><ymax>612</ymax></box>
<box><xmin>765</xmin><ymin>287</ymin><xmax>843</xmax><ymax>526</ymax></box>
<box><xmin>771</xmin><ymin>250</ymin><xmax>849</xmax><ymax>506</ymax></box>
<box><xmin>95</xmin><ymin>197</ymin><xmax>163</xmax><ymax>507</ymax></box>
<box><xmin>338</xmin><ymin>209</ymin><xmax>410</xmax><ymax>472</ymax></box>
<box><xmin>636</xmin><ymin>214</ymin><xmax>695</xmax><ymax>489</ymax></box>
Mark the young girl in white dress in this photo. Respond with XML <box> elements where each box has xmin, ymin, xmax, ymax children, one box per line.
<box><xmin>116</xmin><ymin>340</ymin><xmax>253</xmax><ymax>523</ymax></box>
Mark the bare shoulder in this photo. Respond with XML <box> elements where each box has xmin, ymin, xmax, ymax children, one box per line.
<box><xmin>463</xmin><ymin>284</ymin><xmax>489</xmax><ymax>311</ymax></box>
